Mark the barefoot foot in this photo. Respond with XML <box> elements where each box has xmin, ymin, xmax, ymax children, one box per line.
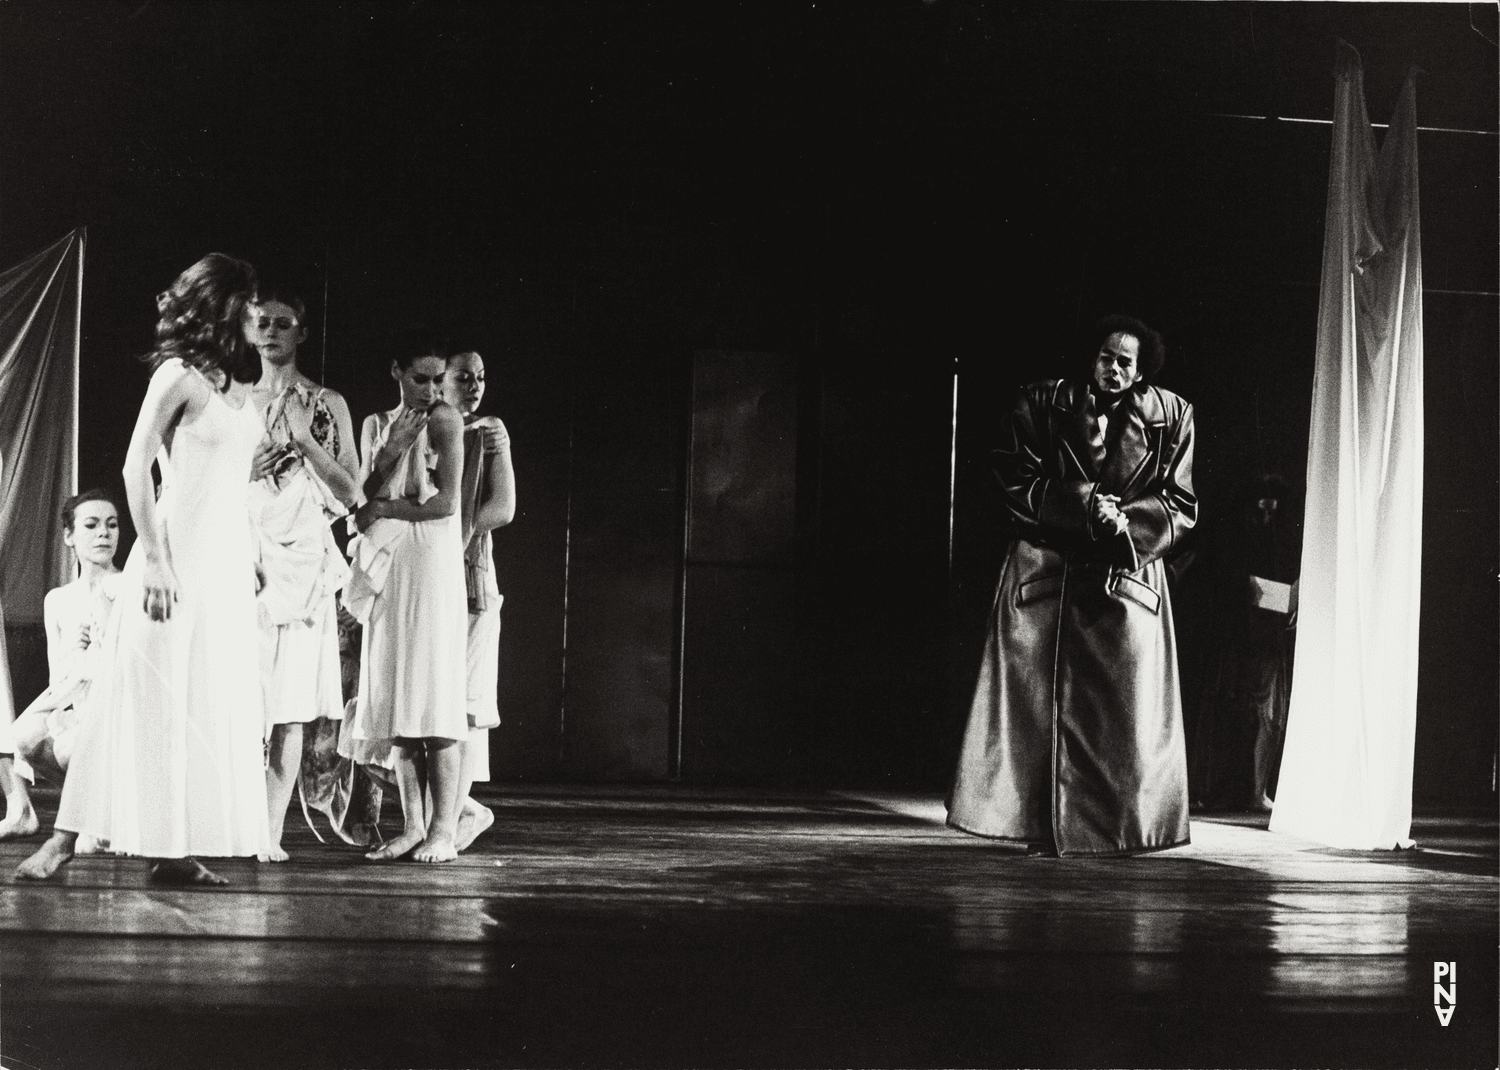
<box><xmin>412</xmin><ymin>833</ymin><xmax>457</xmax><ymax>864</ymax></box>
<box><xmin>75</xmin><ymin>834</ymin><xmax>107</xmax><ymax>855</ymax></box>
<box><xmin>148</xmin><ymin>858</ymin><xmax>228</xmax><ymax>886</ymax></box>
<box><xmin>14</xmin><ymin>833</ymin><xmax>75</xmax><ymax>880</ymax></box>
<box><xmin>257</xmin><ymin>844</ymin><xmax>291</xmax><ymax>863</ymax></box>
<box><xmin>0</xmin><ymin>807</ymin><xmax>40</xmax><ymax>841</ymax></box>
<box><xmin>454</xmin><ymin>802</ymin><xmax>494</xmax><ymax>853</ymax></box>
<box><xmin>365</xmin><ymin>827</ymin><xmax>423</xmax><ymax>862</ymax></box>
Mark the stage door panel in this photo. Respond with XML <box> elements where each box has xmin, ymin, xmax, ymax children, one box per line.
<box><xmin>490</xmin><ymin>347</ymin><xmax>574</xmax><ymax>782</ymax></box>
<box><xmin>681</xmin><ymin>350</ymin><xmax>797</xmax><ymax>784</ymax></box>
<box><xmin>560</xmin><ymin>351</ymin><xmax>679</xmax><ymax>781</ymax></box>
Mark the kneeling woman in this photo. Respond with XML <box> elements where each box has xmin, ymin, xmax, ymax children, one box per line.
<box><xmin>0</xmin><ymin>490</ymin><xmax>122</xmax><ymax>845</ymax></box>
<box><xmin>343</xmin><ymin>341</ymin><xmax>467</xmax><ymax>863</ymax></box>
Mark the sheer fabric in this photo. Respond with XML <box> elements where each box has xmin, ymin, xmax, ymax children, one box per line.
<box><xmin>0</xmin><ymin>230</ymin><xmax>83</xmax><ymax>624</ymax></box>
<box><xmin>0</xmin><ymin>230</ymin><xmax>83</xmax><ymax>761</ymax></box>
<box><xmin>1271</xmin><ymin>44</ymin><xmax>1424</xmax><ymax>850</ymax></box>
<box><xmin>56</xmin><ymin>367</ymin><xmax>270</xmax><ymax>857</ymax></box>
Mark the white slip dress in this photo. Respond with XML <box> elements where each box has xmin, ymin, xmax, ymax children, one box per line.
<box><xmin>341</xmin><ymin>407</ymin><xmax>467</xmax><ymax>765</ymax></box>
<box><xmin>57</xmin><ymin>364</ymin><xmax>271</xmax><ymax>858</ymax></box>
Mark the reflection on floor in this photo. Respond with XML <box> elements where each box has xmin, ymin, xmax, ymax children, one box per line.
<box><xmin>1</xmin><ymin>785</ymin><xmax>1494</xmax><ymax>1069</ymax></box>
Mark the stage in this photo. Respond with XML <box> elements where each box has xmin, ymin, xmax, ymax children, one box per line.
<box><xmin>1</xmin><ymin>785</ymin><xmax>1494</xmax><ymax>1069</ymax></box>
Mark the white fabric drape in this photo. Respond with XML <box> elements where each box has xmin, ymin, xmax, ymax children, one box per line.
<box><xmin>1271</xmin><ymin>44</ymin><xmax>1424</xmax><ymax>850</ymax></box>
<box><xmin>0</xmin><ymin>229</ymin><xmax>84</xmax><ymax>624</ymax></box>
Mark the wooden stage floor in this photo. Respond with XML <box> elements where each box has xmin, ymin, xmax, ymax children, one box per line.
<box><xmin>0</xmin><ymin>785</ymin><xmax>1494</xmax><ymax>1069</ymax></box>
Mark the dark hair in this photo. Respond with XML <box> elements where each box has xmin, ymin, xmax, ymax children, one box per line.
<box><xmin>392</xmin><ymin>326</ymin><xmax>449</xmax><ymax>370</ymax></box>
<box><xmin>61</xmin><ymin>487</ymin><xmax>121</xmax><ymax>532</ymax></box>
<box><xmin>1092</xmin><ymin>314</ymin><xmax>1166</xmax><ymax>382</ymax></box>
<box><xmin>251</xmin><ymin>288</ymin><xmax>307</xmax><ymax>324</ymax></box>
<box><xmin>143</xmin><ymin>253</ymin><xmax>261</xmax><ymax>390</ymax></box>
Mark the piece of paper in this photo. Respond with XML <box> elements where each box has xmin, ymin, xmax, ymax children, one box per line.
<box><xmin>1248</xmin><ymin>575</ymin><xmax>1293</xmax><ymax>615</ymax></box>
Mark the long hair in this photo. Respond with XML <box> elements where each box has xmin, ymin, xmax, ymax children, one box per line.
<box><xmin>142</xmin><ymin>253</ymin><xmax>261</xmax><ymax>390</ymax></box>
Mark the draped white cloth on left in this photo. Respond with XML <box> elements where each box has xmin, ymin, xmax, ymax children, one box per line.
<box><xmin>1271</xmin><ymin>43</ymin><xmax>1424</xmax><ymax>850</ymax></box>
<box><xmin>0</xmin><ymin>229</ymin><xmax>82</xmax><ymax>626</ymax></box>
<box><xmin>0</xmin><ymin>229</ymin><xmax>84</xmax><ymax>747</ymax></box>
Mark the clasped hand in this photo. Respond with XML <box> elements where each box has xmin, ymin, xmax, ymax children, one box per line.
<box><xmin>469</xmin><ymin>415</ymin><xmax>509</xmax><ymax>455</ymax></box>
<box><xmin>386</xmin><ymin>409</ymin><xmax>429</xmax><ymax>457</ymax></box>
<box><xmin>250</xmin><ymin>438</ymin><xmax>293</xmax><ymax>482</ymax></box>
<box><xmin>1093</xmin><ymin>493</ymin><xmax>1130</xmax><ymax>537</ymax></box>
<box><xmin>353</xmin><ymin>498</ymin><xmax>387</xmax><ymax>534</ymax></box>
<box><xmin>280</xmin><ymin>388</ymin><xmax>317</xmax><ymax>446</ymax></box>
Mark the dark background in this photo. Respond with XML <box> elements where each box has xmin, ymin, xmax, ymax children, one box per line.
<box><xmin>0</xmin><ymin>1</ymin><xmax>1494</xmax><ymax>801</ymax></box>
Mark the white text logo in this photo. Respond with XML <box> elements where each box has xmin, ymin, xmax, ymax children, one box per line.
<box><xmin>1433</xmin><ymin>961</ymin><xmax>1456</xmax><ymax>1026</ymax></box>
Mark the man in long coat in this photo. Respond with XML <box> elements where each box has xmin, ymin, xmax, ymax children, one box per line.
<box><xmin>949</xmin><ymin>315</ymin><xmax>1196</xmax><ymax>855</ymax></box>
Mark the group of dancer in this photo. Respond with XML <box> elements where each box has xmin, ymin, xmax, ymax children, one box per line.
<box><xmin>0</xmin><ymin>252</ymin><xmax>515</xmax><ymax>882</ymax></box>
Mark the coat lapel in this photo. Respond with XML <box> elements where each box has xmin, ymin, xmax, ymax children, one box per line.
<box><xmin>1098</xmin><ymin>386</ymin><xmax>1161</xmax><ymax>496</ymax></box>
<box><xmin>1051</xmin><ymin>381</ymin><xmax>1104</xmax><ymax>481</ymax></box>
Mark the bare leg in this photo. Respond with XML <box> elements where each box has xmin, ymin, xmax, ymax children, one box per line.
<box><xmin>365</xmin><ymin>744</ymin><xmax>427</xmax><ymax>861</ymax></box>
<box><xmin>261</xmin><ymin>722</ymin><xmax>303</xmax><ymax>862</ymax></box>
<box><xmin>413</xmin><ymin>739</ymin><xmax>461</xmax><ymax>863</ymax></box>
<box><xmin>453</xmin><ymin>745</ymin><xmax>494</xmax><ymax>852</ymax></box>
<box><xmin>0</xmin><ymin>755</ymin><xmax>39</xmax><ymax>840</ymax></box>
<box><xmin>148</xmin><ymin>858</ymin><xmax>228</xmax><ymax>886</ymax></box>
<box><xmin>15</xmin><ymin>830</ymin><xmax>76</xmax><ymax>880</ymax></box>
<box><xmin>455</xmin><ymin>801</ymin><xmax>494</xmax><ymax>853</ymax></box>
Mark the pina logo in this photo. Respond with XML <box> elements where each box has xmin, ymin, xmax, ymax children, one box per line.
<box><xmin>1432</xmin><ymin>962</ymin><xmax>1456</xmax><ymax>1026</ymax></box>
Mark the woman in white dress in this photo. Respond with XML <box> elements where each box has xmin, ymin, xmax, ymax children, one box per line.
<box><xmin>342</xmin><ymin>341</ymin><xmax>467</xmax><ymax>863</ymax></box>
<box><xmin>7</xmin><ymin>491</ymin><xmax>123</xmax><ymax>794</ymax></box>
<box><xmin>442</xmin><ymin>351</ymin><xmax>515</xmax><ymax>851</ymax></box>
<box><xmin>244</xmin><ymin>290</ymin><xmax>359</xmax><ymax>861</ymax></box>
<box><xmin>17</xmin><ymin>253</ymin><xmax>270</xmax><ymax>884</ymax></box>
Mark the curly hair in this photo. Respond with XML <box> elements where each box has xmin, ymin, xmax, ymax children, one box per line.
<box><xmin>1092</xmin><ymin>314</ymin><xmax>1166</xmax><ymax>382</ymax></box>
<box><xmin>60</xmin><ymin>487</ymin><xmax>121</xmax><ymax>532</ymax></box>
<box><xmin>141</xmin><ymin>253</ymin><xmax>261</xmax><ymax>390</ymax></box>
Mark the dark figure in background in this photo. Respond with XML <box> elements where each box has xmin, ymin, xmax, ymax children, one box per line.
<box><xmin>949</xmin><ymin>316</ymin><xmax>1197</xmax><ymax>856</ymax></box>
<box><xmin>1190</xmin><ymin>475</ymin><xmax>1301</xmax><ymax>811</ymax></box>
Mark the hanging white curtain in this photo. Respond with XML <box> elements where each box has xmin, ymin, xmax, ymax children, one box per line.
<box><xmin>0</xmin><ymin>229</ymin><xmax>84</xmax><ymax>623</ymax></box>
<box><xmin>1271</xmin><ymin>45</ymin><xmax>1424</xmax><ymax>850</ymax></box>
<box><xmin>0</xmin><ymin>229</ymin><xmax>84</xmax><ymax>741</ymax></box>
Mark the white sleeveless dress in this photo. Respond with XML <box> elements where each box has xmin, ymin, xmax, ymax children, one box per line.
<box><xmin>57</xmin><ymin>363</ymin><xmax>270</xmax><ymax>858</ymax></box>
<box><xmin>341</xmin><ymin>407</ymin><xmax>467</xmax><ymax>764</ymax></box>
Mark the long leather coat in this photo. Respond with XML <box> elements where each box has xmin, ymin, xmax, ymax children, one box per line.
<box><xmin>948</xmin><ymin>379</ymin><xmax>1197</xmax><ymax>855</ymax></box>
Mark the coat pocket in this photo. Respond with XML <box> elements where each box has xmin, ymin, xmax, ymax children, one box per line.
<box><xmin>1017</xmin><ymin>573</ymin><xmax>1064</xmax><ymax>607</ymax></box>
<box><xmin>1109</xmin><ymin>572</ymin><xmax>1160</xmax><ymax>614</ymax></box>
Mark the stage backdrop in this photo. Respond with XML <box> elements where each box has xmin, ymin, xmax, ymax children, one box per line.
<box><xmin>0</xmin><ymin>229</ymin><xmax>83</xmax><ymax>625</ymax></box>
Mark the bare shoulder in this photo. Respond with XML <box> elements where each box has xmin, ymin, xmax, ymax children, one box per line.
<box><xmin>318</xmin><ymin>387</ymin><xmax>355</xmax><ymax>421</ymax></box>
<box><xmin>149</xmin><ymin>357</ymin><xmax>202</xmax><ymax>395</ymax></box>
<box><xmin>428</xmin><ymin>402</ymin><xmax>464</xmax><ymax>434</ymax></box>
